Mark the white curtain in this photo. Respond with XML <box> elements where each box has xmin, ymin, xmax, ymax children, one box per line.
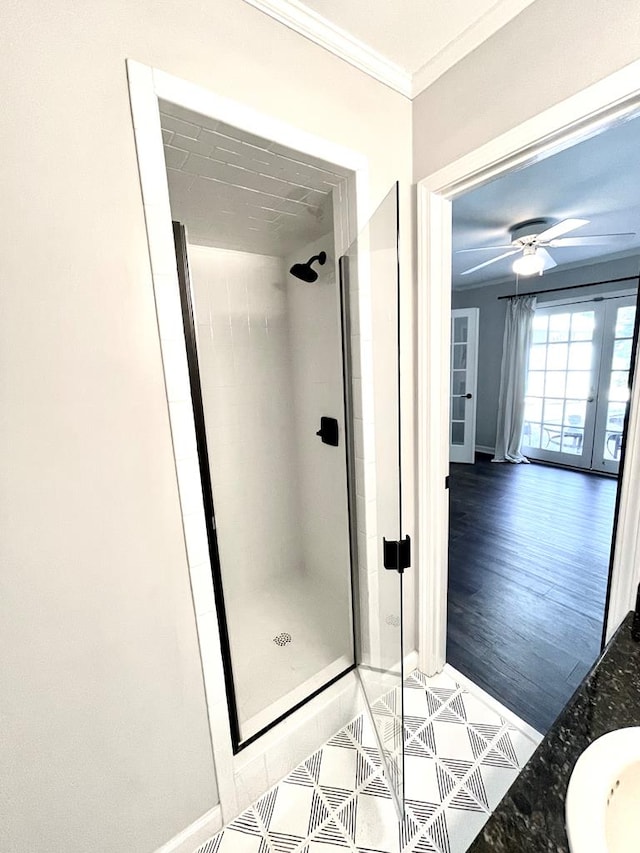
<box><xmin>493</xmin><ymin>295</ymin><xmax>537</xmax><ymax>463</ymax></box>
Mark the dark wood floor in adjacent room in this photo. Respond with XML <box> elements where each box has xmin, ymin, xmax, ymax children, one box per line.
<box><xmin>447</xmin><ymin>455</ymin><xmax>617</xmax><ymax>734</ymax></box>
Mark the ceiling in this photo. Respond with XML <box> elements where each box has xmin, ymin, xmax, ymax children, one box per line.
<box><xmin>451</xmin><ymin>112</ymin><xmax>640</xmax><ymax>289</ymax></box>
<box><xmin>244</xmin><ymin>0</ymin><xmax>536</xmax><ymax>97</ymax></box>
<box><xmin>160</xmin><ymin>101</ymin><xmax>350</xmax><ymax>256</ymax></box>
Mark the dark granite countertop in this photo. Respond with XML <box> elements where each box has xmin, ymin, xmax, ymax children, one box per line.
<box><xmin>469</xmin><ymin>611</ymin><xmax>640</xmax><ymax>852</ymax></box>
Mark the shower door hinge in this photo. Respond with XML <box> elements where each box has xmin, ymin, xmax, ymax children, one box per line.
<box><xmin>383</xmin><ymin>535</ymin><xmax>411</xmax><ymax>574</ymax></box>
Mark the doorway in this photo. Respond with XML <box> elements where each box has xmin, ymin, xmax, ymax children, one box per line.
<box><xmin>127</xmin><ymin>60</ymin><xmax>409</xmax><ymax>818</ymax></box>
<box><xmin>416</xmin><ymin>63</ymin><xmax>640</xmax><ymax>725</ymax></box>
<box><xmin>445</xmin><ymin>116</ymin><xmax>640</xmax><ymax>731</ymax></box>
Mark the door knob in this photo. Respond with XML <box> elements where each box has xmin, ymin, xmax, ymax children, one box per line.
<box><xmin>456</xmin><ymin>393</ymin><xmax>472</xmax><ymax>399</ymax></box>
<box><xmin>587</xmin><ymin>396</ymin><xmax>595</xmax><ymax>402</ymax></box>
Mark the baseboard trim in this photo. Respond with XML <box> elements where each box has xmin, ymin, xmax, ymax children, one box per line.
<box><xmin>404</xmin><ymin>649</ymin><xmax>419</xmax><ymax>674</ymax></box>
<box><xmin>154</xmin><ymin>805</ymin><xmax>223</xmax><ymax>853</ymax></box>
<box><xmin>444</xmin><ymin>664</ymin><xmax>544</xmax><ymax>745</ymax></box>
<box><xmin>475</xmin><ymin>445</ymin><xmax>495</xmax><ymax>457</ymax></box>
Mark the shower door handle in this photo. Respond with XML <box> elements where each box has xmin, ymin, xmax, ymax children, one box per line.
<box><xmin>316</xmin><ymin>416</ymin><xmax>339</xmax><ymax>446</ymax></box>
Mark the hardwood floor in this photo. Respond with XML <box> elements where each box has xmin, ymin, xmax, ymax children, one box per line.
<box><xmin>447</xmin><ymin>455</ymin><xmax>617</xmax><ymax>734</ymax></box>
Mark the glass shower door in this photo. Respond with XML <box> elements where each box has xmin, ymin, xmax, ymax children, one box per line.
<box><xmin>341</xmin><ymin>182</ymin><xmax>406</xmax><ymax>816</ymax></box>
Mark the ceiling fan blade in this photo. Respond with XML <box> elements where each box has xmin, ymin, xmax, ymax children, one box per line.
<box><xmin>455</xmin><ymin>246</ymin><xmax>514</xmax><ymax>253</ymax></box>
<box><xmin>460</xmin><ymin>250</ymin><xmax>519</xmax><ymax>276</ymax></box>
<box><xmin>548</xmin><ymin>233</ymin><xmax>636</xmax><ymax>247</ymax></box>
<box><xmin>537</xmin><ymin>247</ymin><xmax>557</xmax><ymax>271</ymax></box>
<box><xmin>536</xmin><ymin>218</ymin><xmax>589</xmax><ymax>242</ymax></box>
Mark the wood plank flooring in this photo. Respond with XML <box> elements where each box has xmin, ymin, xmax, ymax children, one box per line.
<box><xmin>447</xmin><ymin>455</ymin><xmax>617</xmax><ymax>734</ymax></box>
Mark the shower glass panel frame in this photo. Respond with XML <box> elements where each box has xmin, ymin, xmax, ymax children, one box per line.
<box><xmin>341</xmin><ymin>182</ymin><xmax>406</xmax><ymax>818</ymax></box>
<box><xmin>172</xmin><ymin>220</ymin><xmax>358</xmax><ymax>753</ymax></box>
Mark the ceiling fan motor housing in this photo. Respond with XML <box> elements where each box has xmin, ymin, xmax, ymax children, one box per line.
<box><xmin>509</xmin><ymin>218</ymin><xmax>553</xmax><ymax>246</ymax></box>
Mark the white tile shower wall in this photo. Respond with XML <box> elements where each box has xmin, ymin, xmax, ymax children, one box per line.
<box><xmin>285</xmin><ymin>230</ymin><xmax>352</xmax><ymax>605</ymax></box>
<box><xmin>187</xmin><ymin>245</ymin><xmax>303</xmax><ymax>600</ymax></box>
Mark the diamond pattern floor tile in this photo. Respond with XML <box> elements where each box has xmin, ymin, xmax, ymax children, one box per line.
<box><xmin>194</xmin><ymin>669</ymin><xmax>538</xmax><ymax>853</ymax></box>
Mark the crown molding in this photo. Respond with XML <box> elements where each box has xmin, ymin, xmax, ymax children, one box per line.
<box><xmin>243</xmin><ymin>0</ymin><xmax>413</xmax><ymax>98</ymax></box>
<box><xmin>411</xmin><ymin>0</ymin><xmax>536</xmax><ymax>97</ymax></box>
<box><xmin>244</xmin><ymin>0</ymin><xmax>537</xmax><ymax>101</ymax></box>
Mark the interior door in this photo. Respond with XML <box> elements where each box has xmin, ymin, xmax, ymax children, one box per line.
<box><xmin>522</xmin><ymin>303</ymin><xmax>603</xmax><ymax>468</ymax></box>
<box><xmin>340</xmin><ymin>182</ymin><xmax>405</xmax><ymax>818</ymax></box>
<box><xmin>450</xmin><ymin>307</ymin><xmax>479</xmax><ymax>463</ymax></box>
<box><xmin>591</xmin><ymin>296</ymin><xmax>637</xmax><ymax>474</ymax></box>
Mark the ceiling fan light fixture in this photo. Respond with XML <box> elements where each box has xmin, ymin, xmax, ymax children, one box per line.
<box><xmin>513</xmin><ymin>247</ymin><xmax>545</xmax><ymax>276</ymax></box>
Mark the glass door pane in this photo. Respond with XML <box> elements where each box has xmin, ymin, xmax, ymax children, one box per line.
<box><xmin>173</xmin><ymin>219</ymin><xmax>355</xmax><ymax>750</ymax></box>
<box><xmin>341</xmin><ymin>183</ymin><xmax>405</xmax><ymax>816</ymax></box>
<box><xmin>592</xmin><ymin>297</ymin><xmax>637</xmax><ymax>474</ymax></box>
<box><xmin>522</xmin><ymin>304</ymin><xmax>602</xmax><ymax>468</ymax></box>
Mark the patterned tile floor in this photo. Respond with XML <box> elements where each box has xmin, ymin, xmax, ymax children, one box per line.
<box><xmin>196</xmin><ymin>670</ymin><xmax>538</xmax><ymax>853</ymax></box>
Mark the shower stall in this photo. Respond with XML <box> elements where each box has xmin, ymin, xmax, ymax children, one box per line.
<box><xmin>159</xmin><ymin>100</ymin><xmax>406</xmax><ymax>807</ymax></box>
<box><xmin>174</xmin><ymin>221</ymin><xmax>355</xmax><ymax>746</ymax></box>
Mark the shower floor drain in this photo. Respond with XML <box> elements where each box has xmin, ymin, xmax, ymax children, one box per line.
<box><xmin>273</xmin><ymin>632</ymin><xmax>292</xmax><ymax>647</ymax></box>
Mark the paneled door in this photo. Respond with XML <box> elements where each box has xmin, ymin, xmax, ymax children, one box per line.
<box><xmin>450</xmin><ymin>308</ymin><xmax>479</xmax><ymax>463</ymax></box>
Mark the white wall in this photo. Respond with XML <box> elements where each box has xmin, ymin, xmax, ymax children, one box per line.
<box><xmin>0</xmin><ymin>2</ymin><xmax>412</xmax><ymax>852</ymax></box>
<box><xmin>452</xmin><ymin>255</ymin><xmax>640</xmax><ymax>451</ymax></box>
<box><xmin>413</xmin><ymin>0</ymin><xmax>640</xmax><ymax>181</ymax></box>
<box><xmin>189</xmin><ymin>245</ymin><xmax>302</xmax><ymax>597</ymax></box>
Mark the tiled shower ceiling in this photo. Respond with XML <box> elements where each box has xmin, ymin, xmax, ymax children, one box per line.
<box><xmin>159</xmin><ymin>100</ymin><xmax>351</xmax><ymax>256</ymax></box>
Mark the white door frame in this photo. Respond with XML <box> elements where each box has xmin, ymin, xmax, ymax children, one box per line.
<box><xmin>126</xmin><ymin>59</ymin><xmax>381</xmax><ymax>825</ymax></box>
<box><xmin>417</xmin><ymin>59</ymin><xmax>640</xmax><ymax>675</ymax></box>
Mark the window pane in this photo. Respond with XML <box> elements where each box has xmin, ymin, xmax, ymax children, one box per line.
<box><xmin>523</xmin><ymin>421</ymin><xmax>541</xmax><ymax>449</ymax></box>
<box><xmin>545</xmin><ymin>372</ymin><xmax>566</xmax><ymax>397</ymax></box>
<box><xmin>547</xmin><ymin>343</ymin><xmax>568</xmax><ymax>370</ymax></box>
<box><xmin>606</xmin><ymin>402</ymin><xmax>626</xmax><ymax>431</ymax></box>
<box><xmin>542</xmin><ymin>425</ymin><xmax>563</xmax><ymax>451</ymax></box>
<box><xmin>615</xmin><ymin>306</ymin><xmax>636</xmax><ymax>339</ymax></box>
<box><xmin>543</xmin><ymin>398</ymin><xmax>564</xmax><ymax>425</ymax></box>
<box><xmin>562</xmin><ymin>427</ymin><xmax>584</xmax><ymax>455</ymax></box>
<box><xmin>452</xmin><ymin>344</ymin><xmax>467</xmax><ymax>369</ymax></box>
<box><xmin>549</xmin><ymin>313</ymin><xmax>570</xmax><ymax>342</ymax></box>
<box><xmin>453</xmin><ymin>316</ymin><xmax>468</xmax><ymax>343</ymax></box>
<box><xmin>451</xmin><ymin>396</ymin><xmax>465</xmax><ymax>420</ymax></box>
<box><xmin>570</xmin><ymin>311</ymin><xmax>595</xmax><ymax>341</ymax></box>
<box><xmin>525</xmin><ymin>397</ymin><xmax>543</xmax><ymax>422</ymax></box>
<box><xmin>532</xmin><ymin>314</ymin><xmax>548</xmax><ymax>344</ymax></box>
<box><xmin>612</xmin><ymin>339</ymin><xmax>632</xmax><ymax>371</ymax></box>
<box><xmin>527</xmin><ymin>371</ymin><xmax>545</xmax><ymax>396</ymax></box>
<box><xmin>529</xmin><ymin>344</ymin><xmax>546</xmax><ymax>370</ymax></box>
<box><xmin>610</xmin><ymin>370</ymin><xmax>630</xmax><ymax>402</ymax></box>
<box><xmin>452</xmin><ymin>371</ymin><xmax>466</xmax><ymax>395</ymax></box>
<box><xmin>604</xmin><ymin>428</ymin><xmax>623</xmax><ymax>461</ymax></box>
<box><xmin>451</xmin><ymin>421</ymin><xmax>465</xmax><ymax>445</ymax></box>
<box><xmin>568</xmin><ymin>341</ymin><xmax>592</xmax><ymax>370</ymax></box>
<box><xmin>565</xmin><ymin>371</ymin><xmax>590</xmax><ymax>398</ymax></box>
<box><xmin>565</xmin><ymin>400</ymin><xmax>586</xmax><ymax>428</ymax></box>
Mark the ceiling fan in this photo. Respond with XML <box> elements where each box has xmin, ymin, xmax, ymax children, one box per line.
<box><xmin>458</xmin><ymin>217</ymin><xmax>636</xmax><ymax>277</ymax></box>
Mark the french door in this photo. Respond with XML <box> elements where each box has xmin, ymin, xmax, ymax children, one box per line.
<box><xmin>450</xmin><ymin>308</ymin><xmax>479</xmax><ymax>463</ymax></box>
<box><xmin>522</xmin><ymin>295</ymin><xmax>636</xmax><ymax>474</ymax></box>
